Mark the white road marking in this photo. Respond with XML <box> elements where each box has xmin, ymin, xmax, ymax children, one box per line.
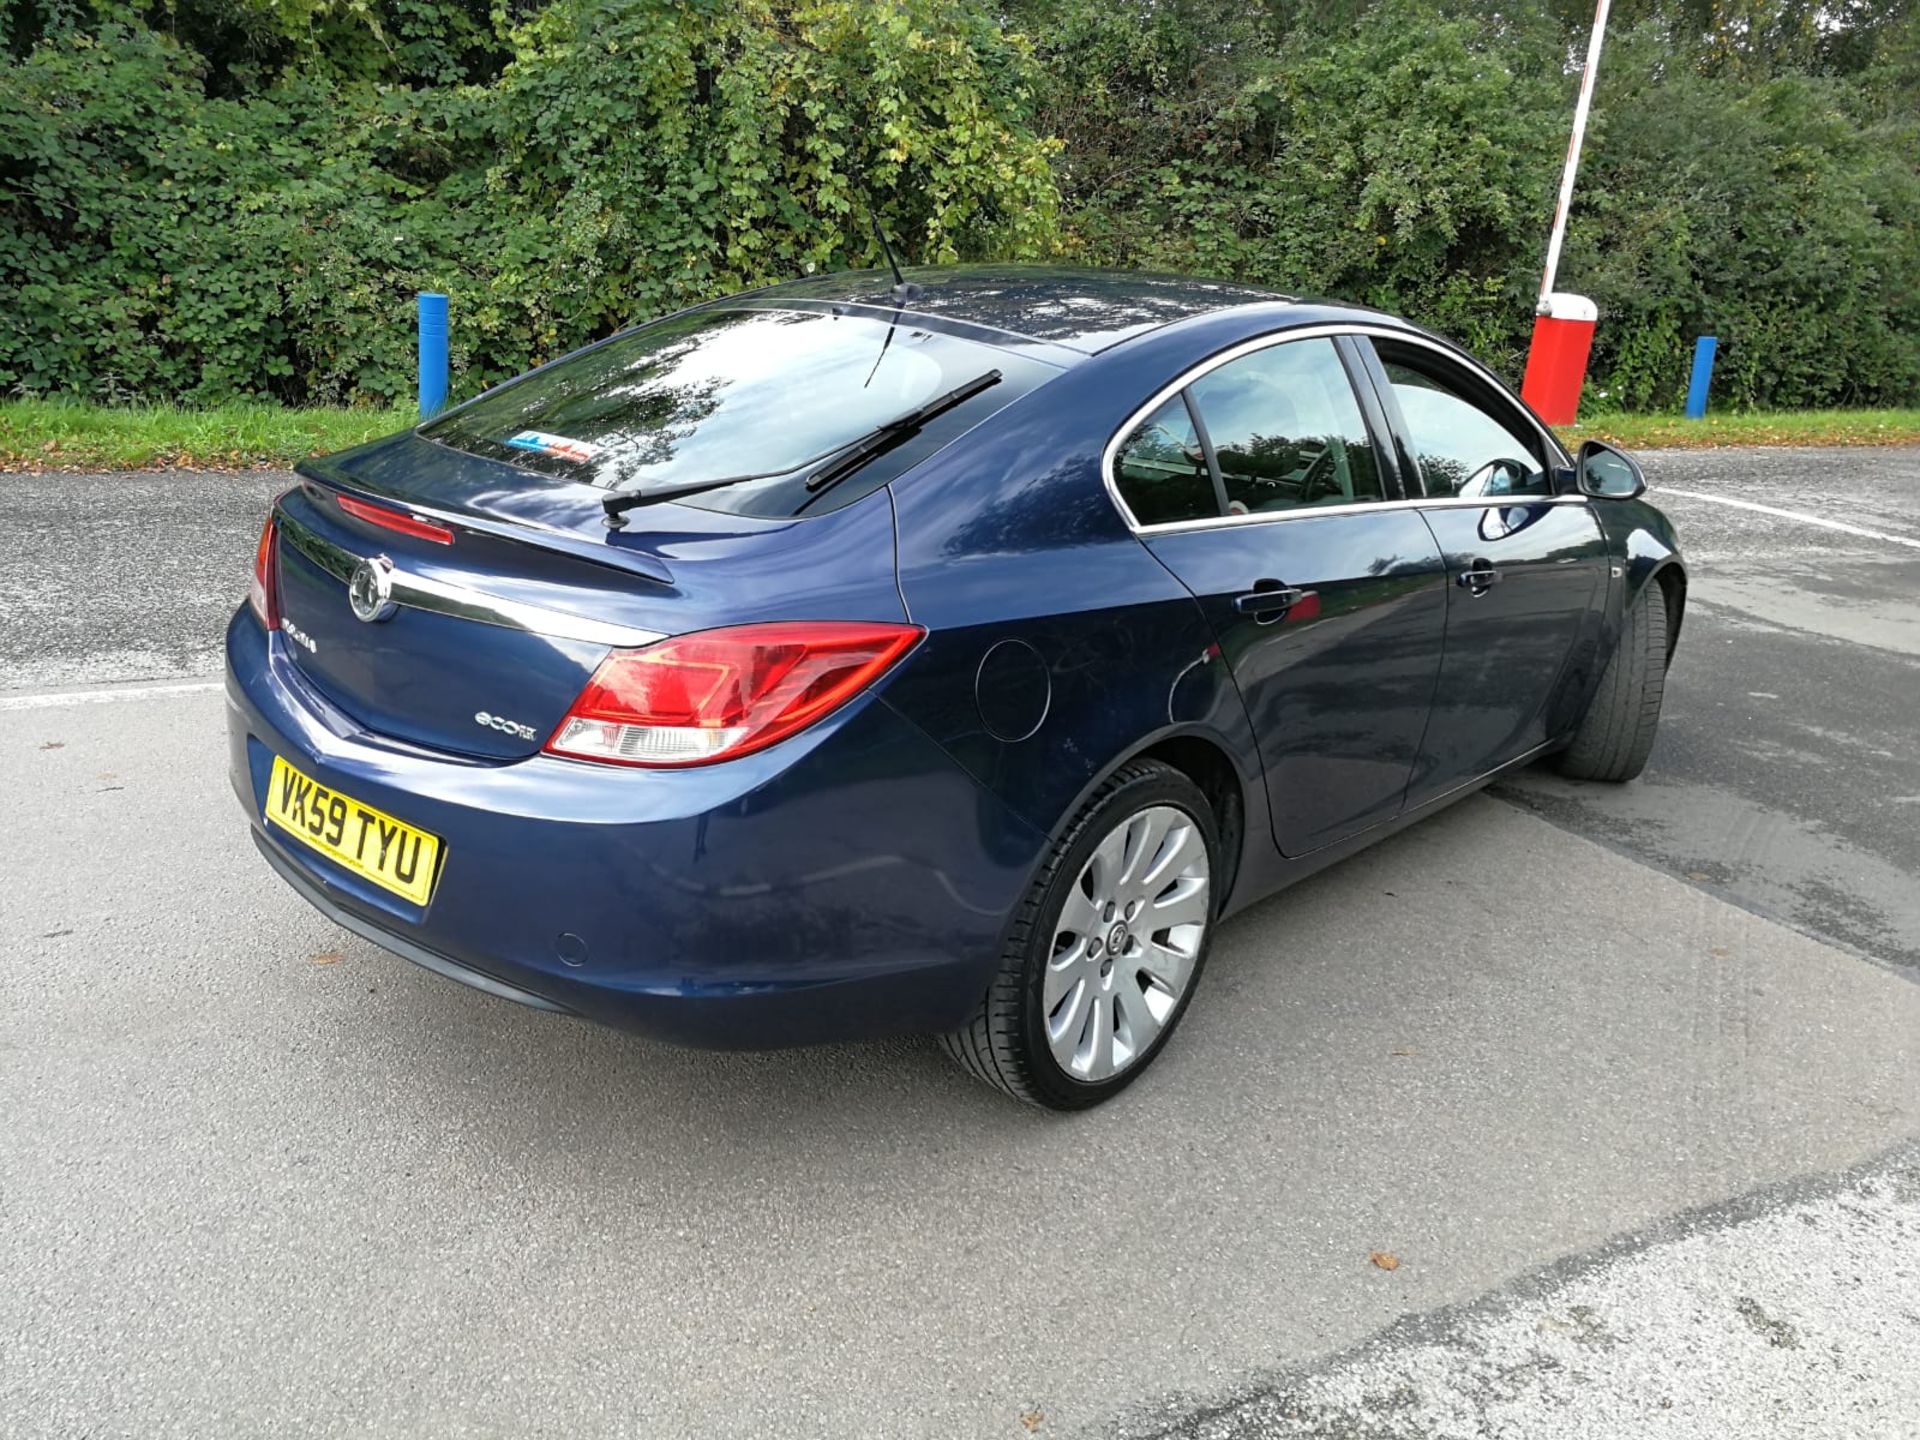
<box><xmin>1656</xmin><ymin>487</ymin><xmax>1920</xmax><ymax>551</ymax></box>
<box><xmin>0</xmin><ymin>680</ymin><xmax>222</xmax><ymax>712</ymax></box>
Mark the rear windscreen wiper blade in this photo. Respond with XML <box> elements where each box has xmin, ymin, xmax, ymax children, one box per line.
<box><xmin>603</xmin><ymin>454</ymin><xmax>820</xmax><ymax>525</ymax></box>
<box><xmin>602</xmin><ymin>368</ymin><xmax>1002</xmax><ymax>526</ymax></box>
<box><xmin>801</xmin><ymin>368</ymin><xmax>1002</xmax><ymax>495</ymax></box>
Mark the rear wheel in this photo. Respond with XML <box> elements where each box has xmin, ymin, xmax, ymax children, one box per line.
<box><xmin>1557</xmin><ymin>583</ymin><xmax>1670</xmax><ymax>782</ymax></box>
<box><xmin>943</xmin><ymin>760</ymin><xmax>1219</xmax><ymax>1110</ymax></box>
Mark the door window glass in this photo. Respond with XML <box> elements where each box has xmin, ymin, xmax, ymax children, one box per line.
<box><xmin>1381</xmin><ymin>353</ymin><xmax>1551</xmax><ymax>499</ymax></box>
<box><xmin>1186</xmin><ymin>338</ymin><xmax>1384</xmax><ymax>515</ymax></box>
<box><xmin>1112</xmin><ymin>395</ymin><xmax>1218</xmax><ymax>526</ymax></box>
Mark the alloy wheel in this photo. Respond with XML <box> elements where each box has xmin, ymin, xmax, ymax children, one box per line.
<box><xmin>1042</xmin><ymin>803</ymin><xmax>1211</xmax><ymax>1082</ymax></box>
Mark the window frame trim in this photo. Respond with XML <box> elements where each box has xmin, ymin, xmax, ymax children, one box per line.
<box><xmin>1102</xmin><ymin>323</ymin><xmax>1578</xmax><ymax>536</ymax></box>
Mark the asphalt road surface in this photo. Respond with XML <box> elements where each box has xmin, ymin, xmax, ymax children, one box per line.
<box><xmin>3</xmin><ymin>450</ymin><xmax>1917</xmax><ymax>1439</ymax></box>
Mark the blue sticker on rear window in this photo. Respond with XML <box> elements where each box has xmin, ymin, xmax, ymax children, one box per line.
<box><xmin>505</xmin><ymin>430</ymin><xmax>600</xmax><ymax>464</ymax></box>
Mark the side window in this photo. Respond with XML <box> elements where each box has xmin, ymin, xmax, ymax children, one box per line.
<box><xmin>1113</xmin><ymin>395</ymin><xmax>1219</xmax><ymax>526</ymax></box>
<box><xmin>1186</xmin><ymin>338</ymin><xmax>1385</xmax><ymax>515</ymax></box>
<box><xmin>1380</xmin><ymin>352</ymin><xmax>1550</xmax><ymax>499</ymax></box>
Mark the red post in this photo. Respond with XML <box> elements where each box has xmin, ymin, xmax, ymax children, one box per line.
<box><xmin>1520</xmin><ymin>292</ymin><xmax>1597</xmax><ymax>426</ymax></box>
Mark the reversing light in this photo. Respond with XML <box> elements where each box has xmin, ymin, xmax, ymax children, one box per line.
<box><xmin>546</xmin><ymin>621</ymin><xmax>924</xmax><ymax>767</ymax></box>
<box><xmin>337</xmin><ymin>493</ymin><xmax>455</xmax><ymax>545</ymax></box>
<box><xmin>248</xmin><ymin>513</ymin><xmax>279</xmax><ymax>629</ymax></box>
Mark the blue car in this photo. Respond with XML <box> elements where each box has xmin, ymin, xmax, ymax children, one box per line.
<box><xmin>227</xmin><ymin>265</ymin><xmax>1685</xmax><ymax>1108</ymax></box>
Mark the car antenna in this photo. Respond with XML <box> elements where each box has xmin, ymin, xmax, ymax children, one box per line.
<box><xmin>869</xmin><ymin>210</ymin><xmax>921</xmax><ymax>304</ymax></box>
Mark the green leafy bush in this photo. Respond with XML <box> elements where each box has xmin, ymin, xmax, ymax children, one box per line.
<box><xmin>1015</xmin><ymin>0</ymin><xmax>1919</xmax><ymax>409</ymax></box>
<box><xmin>1</xmin><ymin>0</ymin><xmax>1915</xmax><ymax>411</ymax></box>
<box><xmin>0</xmin><ymin>0</ymin><xmax>1063</xmax><ymax>404</ymax></box>
<box><xmin>1566</xmin><ymin>26</ymin><xmax>1920</xmax><ymax>409</ymax></box>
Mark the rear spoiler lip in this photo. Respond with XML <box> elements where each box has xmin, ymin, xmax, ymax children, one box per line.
<box><xmin>294</xmin><ymin>447</ymin><xmax>677</xmax><ymax>589</ymax></box>
<box><xmin>274</xmin><ymin>500</ymin><xmax>668</xmax><ymax>652</ymax></box>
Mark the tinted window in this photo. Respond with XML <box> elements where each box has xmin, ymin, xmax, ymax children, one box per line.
<box><xmin>1187</xmin><ymin>338</ymin><xmax>1384</xmax><ymax>514</ymax></box>
<box><xmin>421</xmin><ymin>308</ymin><xmax>1052</xmax><ymax>517</ymax></box>
<box><xmin>1112</xmin><ymin>395</ymin><xmax>1219</xmax><ymax>526</ymax></box>
<box><xmin>1381</xmin><ymin>353</ymin><xmax>1550</xmax><ymax>499</ymax></box>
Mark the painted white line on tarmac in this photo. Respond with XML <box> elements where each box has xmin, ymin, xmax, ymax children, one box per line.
<box><xmin>1656</xmin><ymin>487</ymin><xmax>1920</xmax><ymax>551</ymax></box>
<box><xmin>0</xmin><ymin>680</ymin><xmax>223</xmax><ymax>712</ymax></box>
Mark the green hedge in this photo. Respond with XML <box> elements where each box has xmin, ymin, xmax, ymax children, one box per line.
<box><xmin>3</xmin><ymin>0</ymin><xmax>1915</xmax><ymax>412</ymax></box>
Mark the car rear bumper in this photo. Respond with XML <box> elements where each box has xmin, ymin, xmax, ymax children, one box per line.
<box><xmin>225</xmin><ymin>608</ymin><xmax>1047</xmax><ymax>1049</ymax></box>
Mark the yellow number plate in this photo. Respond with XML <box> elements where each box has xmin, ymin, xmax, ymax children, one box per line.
<box><xmin>265</xmin><ymin>755</ymin><xmax>444</xmax><ymax>907</ymax></box>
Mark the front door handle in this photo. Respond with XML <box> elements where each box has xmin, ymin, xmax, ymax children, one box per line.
<box><xmin>1233</xmin><ymin>581</ymin><xmax>1317</xmax><ymax>620</ymax></box>
<box><xmin>1455</xmin><ymin>562</ymin><xmax>1502</xmax><ymax>593</ymax></box>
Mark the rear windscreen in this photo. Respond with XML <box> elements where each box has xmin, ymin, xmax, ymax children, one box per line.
<box><xmin>420</xmin><ymin>307</ymin><xmax>1056</xmax><ymax>517</ymax></box>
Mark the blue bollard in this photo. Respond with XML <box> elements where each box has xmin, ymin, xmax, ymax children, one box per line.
<box><xmin>418</xmin><ymin>292</ymin><xmax>449</xmax><ymax>419</ymax></box>
<box><xmin>1684</xmin><ymin>335</ymin><xmax>1717</xmax><ymax>419</ymax></box>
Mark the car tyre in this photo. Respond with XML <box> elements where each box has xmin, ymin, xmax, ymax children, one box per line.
<box><xmin>942</xmin><ymin>759</ymin><xmax>1220</xmax><ymax>1110</ymax></box>
<box><xmin>1556</xmin><ymin>582</ymin><xmax>1670</xmax><ymax>783</ymax></box>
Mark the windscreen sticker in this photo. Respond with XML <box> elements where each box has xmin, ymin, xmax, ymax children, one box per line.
<box><xmin>505</xmin><ymin>430</ymin><xmax>600</xmax><ymax>464</ymax></box>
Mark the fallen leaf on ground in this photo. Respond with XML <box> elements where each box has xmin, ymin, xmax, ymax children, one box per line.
<box><xmin>1711</xmin><ymin>946</ymin><xmax>1730</xmax><ymax>957</ymax></box>
<box><xmin>1369</xmin><ymin>1251</ymin><xmax>1400</xmax><ymax>1271</ymax></box>
<box><xmin>1390</xmin><ymin>1046</ymin><xmax>1417</xmax><ymax>1057</ymax></box>
<box><xmin>40</xmin><ymin>741</ymin><xmax>64</xmax><ymax>750</ymax></box>
<box><xmin>1685</xmin><ymin>871</ymin><xmax>1710</xmax><ymax>882</ymax></box>
<box><xmin>310</xmin><ymin>951</ymin><xmax>344</xmax><ymax>966</ymax></box>
<box><xmin>1020</xmin><ymin>1411</ymin><xmax>1044</xmax><ymax>1433</ymax></box>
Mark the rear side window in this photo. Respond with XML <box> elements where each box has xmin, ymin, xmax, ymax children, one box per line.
<box><xmin>1110</xmin><ymin>335</ymin><xmax>1386</xmax><ymax>528</ymax></box>
<box><xmin>1112</xmin><ymin>396</ymin><xmax>1219</xmax><ymax>526</ymax></box>
<box><xmin>421</xmin><ymin>307</ymin><xmax>1054</xmax><ymax>517</ymax></box>
<box><xmin>1187</xmin><ymin>338</ymin><xmax>1384</xmax><ymax>514</ymax></box>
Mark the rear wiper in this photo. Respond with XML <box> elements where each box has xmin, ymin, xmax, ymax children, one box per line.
<box><xmin>801</xmin><ymin>368</ymin><xmax>1002</xmax><ymax>496</ymax></box>
<box><xmin>602</xmin><ymin>369</ymin><xmax>1002</xmax><ymax>526</ymax></box>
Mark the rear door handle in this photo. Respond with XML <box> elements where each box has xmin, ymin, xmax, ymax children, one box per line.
<box><xmin>1233</xmin><ymin>582</ymin><xmax>1315</xmax><ymax>618</ymax></box>
<box><xmin>1455</xmin><ymin>563</ymin><xmax>1502</xmax><ymax>591</ymax></box>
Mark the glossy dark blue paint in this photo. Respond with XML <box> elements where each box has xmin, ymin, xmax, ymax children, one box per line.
<box><xmin>225</xmin><ymin>266</ymin><xmax>1684</xmax><ymax>1048</ymax></box>
<box><xmin>1404</xmin><ymin>502</ymin><xmax>1610</xmax><ymax>805</ymax></box>
<box><xmin>228</xmin><ymin>609</ymin><xmax>1047</xmax><ymax>1046</ymax></box>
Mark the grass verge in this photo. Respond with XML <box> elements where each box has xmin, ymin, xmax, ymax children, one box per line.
<box><xmin>1562</xmin><ymin>408</ymin><xmax>1920</xmax><ymax>451</ymax></box>
<box><xmin>0</xmin><ymin>398</ymin><xmax>413</xmax><ymax>471</ymax></box>
<box><xmin>3</xmin><ymin>397</ymin><xmax>1918</xmax><ymax>472</ymax></box>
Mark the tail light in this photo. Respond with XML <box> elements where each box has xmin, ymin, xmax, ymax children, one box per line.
<box><xmin>546</xmin><ymin>621</ymin><xmax>924</xmax><ymax>767</ymax></box>
<box><xmin>248</xmin><ymin>513</ymin><xmax>279</xmax><ymax>629</ymax></box>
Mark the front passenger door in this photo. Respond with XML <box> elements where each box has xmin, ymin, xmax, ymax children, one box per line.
<box><xmin>1366</xmin><ymin>341</ymin><xmax>1610</xmax><ymax>803</ymax></box>
<box><xmin>1118</xmin><ymin>335</ymin><xmax>1449</xmax><ymax>857</ymax></box>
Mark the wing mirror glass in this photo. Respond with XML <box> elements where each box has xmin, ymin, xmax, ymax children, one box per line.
<box><xmin>1575</xmin><ymin>439</ymin><xmax>1646</xmax><ymax>500</ymax></box>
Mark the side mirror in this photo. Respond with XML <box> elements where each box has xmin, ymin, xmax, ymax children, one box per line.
<box><xmin>1575</xmin><ymin>439</ymin><xmax>1646</xmax><ymax>500</ymax></box>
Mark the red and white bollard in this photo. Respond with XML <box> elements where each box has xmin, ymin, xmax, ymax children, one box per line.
<box><xmin>1520</xmin><ymin>292</ymin><xmax>1597</xmax><ymax>427</ymax></box>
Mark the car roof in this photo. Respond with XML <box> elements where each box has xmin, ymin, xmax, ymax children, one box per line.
<box><xmin>755</xmin><ymin>264</ymin><xmax>1315</xmax><ymax>356</ymax></box>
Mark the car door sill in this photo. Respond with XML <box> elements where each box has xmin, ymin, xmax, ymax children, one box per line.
<box><xmin>1229</xmin><ymin>737</ymin><xmax>1564</xmax><ymax>917</ymax></box>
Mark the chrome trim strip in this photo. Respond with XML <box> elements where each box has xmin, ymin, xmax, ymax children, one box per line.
<box><xmin>1101</xmin><ymin>323</ymin><xmax>1577</xmax><ymax>536</ymax></box>
<box><xmin>277</xmin><ymin>509</ymin><xmax>665</xmax><ymax>650</ymax></box>
<box><xmin>1130</xmin><ymin>493</ymin><xmax>1590</xmax><ymax>538</ymax></box>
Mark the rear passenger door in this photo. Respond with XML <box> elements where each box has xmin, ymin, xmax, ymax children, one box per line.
<box><xmin>1361</xmin><ymin>338</ymin><xmax>1610</xmax><ymax>803</ymax></box>
<box><xmin>1116</xmin><ymin>334</ymin><xmax>1449</xmax><ymax>857</ymax></box>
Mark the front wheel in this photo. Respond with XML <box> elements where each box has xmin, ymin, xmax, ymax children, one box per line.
<box><xmin>1556</xmin><ymin>583</ymin><xmax>1670</xmax><ymax>782</ymax></box>
<box><xmin>942</xmin><ymin>760</ymin><xmax>1219</xmax><ymax>1110</ymax></box>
